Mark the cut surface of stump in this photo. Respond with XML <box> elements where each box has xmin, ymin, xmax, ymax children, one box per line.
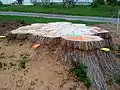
<box><xmin>8</xmin><ymin>22</ymin><xmax>120</xmax><ymax>90</ymax></box>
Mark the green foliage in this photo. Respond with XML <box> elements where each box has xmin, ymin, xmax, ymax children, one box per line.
<box><xmin>107</xmin><ymin>0</ymin><xmax>117</xmax><ymax>6</ymax></box>
<box><xmin>63</xmin><ymin>0</ymin><xmax>76</xmax><ymax>8</ymax></box>
<box><xmin>19</xmin><ymin>53</ymin><xmax>29</xmax><ymax>69</ymax></box>
<box><xmin>31</xmin><ymin>0</ymin><xmax>53</xmax><ymax>7</ymax></box>
<box><xmin>71</xmin><ymin>64</ymin><xmax>91</xmax><ymax>88</ymax></box>
<box><xmin>91</xmin><ymin>0</ymin><xmax>105</xmax><ymax>8</ymax></box>
<box><xmin>107</xmin><ymin>76</ymin><xmax>120</xmax><ymax>85</ymax></box>
<box><xmin>117</xmin><ymin>1</ymin><xmax>120</xmax><ymax>5</ymax></box>
<box><xmin>106</xmin><ymin>77</ymin><xmax>114</xmax><ymax>85</ymax></box>
<box><xmin>91</xmin><ymin>1</ymin><xmax>98</xmax><ymax>8</ymax></box>
<box><xmin>17</xmin><ymin>19</ymin><xmax>26</xmax><ymax>24</ymax></box>
<box><xmin>114</xmin><ymin>76</ymin><xmax>120</xmax><ymax>84</ymax></box>
<box><xmin>41</xmin><ymin>0</ymin><xmax>52</xmax><ymax>7</ymax></box>
<box><xmin>97</xmin><ymin>0</ymin><xmax>104</xmax><ymax>5</ymax></box>
<box><xmin>0</xmin><ymin>1</ymin><xmax>3</xmax><ymax>5</ymax></box>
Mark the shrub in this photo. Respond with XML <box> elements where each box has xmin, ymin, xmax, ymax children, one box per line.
<box><xmin>107</xmin><ymin>0</ymin><xmax>117</xmax><ymax>6</ymax></box>
<box><xmin>107</xmin><ymin>76</ymin><xmax>120</xmax><ymax>85</ymax></box>
<box><xmin>91</xmin><ymin>0</ymin><xmax>105</xmax><ymax>8</ymax></box>
<box><xmin>71</xmin><ymin>64</ymin><xmax>91</xmax><ymax>88</ymax></box>
<box><xmin>113</xmin><ymin>76</ymin><xmax>120</xmax><ymax>84</ymax></box>
<box><xmin>19</xmin><ymin>53</ymin><xmax>29</xmax><ymax>69</ymax></box>
<box><xmin>91</xmin><ymin>1</ymin><xmax>98</xmax><ymax>8</ymax></box>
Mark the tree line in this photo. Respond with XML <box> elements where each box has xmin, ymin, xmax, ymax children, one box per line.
<box><xmin>0</xmin><ymin>0</ymin><xmax>120</xmax><ymax>8</ymax></box>
<box><xmin>21</xmin><ymin>0</ymin><xmax>120</xmax><ymax>7</ymax></box>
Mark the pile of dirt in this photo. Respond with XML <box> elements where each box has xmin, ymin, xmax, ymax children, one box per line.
<box><xmin>0</xmin><ymin>40</ymin><xmax>85</xmax><ymax>90</ymax></box>
<box><xmin>0</xmin><ymin>21</ymin><xmax>85</xmax><ymax>90</ymax></box>
<box><xmin>0</xmin><ymin>21</ymin><xmax>26</xmax><ymax>36</ymax></box>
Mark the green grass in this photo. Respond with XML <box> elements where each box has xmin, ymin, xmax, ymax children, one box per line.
<box><xmin>0</xmin><ymin>5</ymin><xmax>119</xmax><ymax>17</ymax></box>
<box><xmin>106</xmin><ymin>76</ymin><xmax>120</xmax><ymax>85</ymax></box>
<box><xmin>71</xmin><ymin>64</ymin><xmax>91</xmax><ymax>88</ymax></box>
<box><xmin>0</xmin><ymin>15</ymin><xmax>103</xmax><ymax>25</ymax></box>
<box><xmin>19</xmin><ymin>53</ymin><xmax>29</xmax><ymax>69</ymax></box>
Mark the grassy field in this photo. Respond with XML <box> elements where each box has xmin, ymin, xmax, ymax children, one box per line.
<box><xmin>0</xmin><ymin>5</ymin><xmax>119</xmax><ymax>17</ymax></box>
<box><xmin>0</xmin><ymin>15</ymin><xmax>103</xmax><ymax>25</ymax></box>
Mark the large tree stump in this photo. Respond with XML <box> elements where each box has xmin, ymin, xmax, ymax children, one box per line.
<box><xmin>7</xmin><ymin>22</ymin><xmax>120</xmax><ymax>90</ymax></box>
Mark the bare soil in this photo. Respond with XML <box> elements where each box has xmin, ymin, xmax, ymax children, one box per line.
<box><xmin>0</xmin><ymin>21</ymin><xmax>120</xmax><ymax>90</ymax></box>
<box><xmin>0</xmin><ymin>21</ymin><xmax>26</xmax><ymax>36</ymax></box>
<box><xmin>0</xmin><ymin>21</ymin><xmax>85</xmax><ymax>90</ymax></box>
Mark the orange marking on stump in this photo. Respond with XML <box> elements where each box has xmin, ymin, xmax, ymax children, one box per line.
<box><xmin>66</xmin><ymin>36</ymin><xmax>87</xmax><ymax>41</ymax></box>
<box><xmin>32</xmin><ymin>44</ymin><xmax>40</xmax><ymax>49</ymax></box>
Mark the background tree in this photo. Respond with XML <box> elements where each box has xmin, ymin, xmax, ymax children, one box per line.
<box><xmin>107</xmin><ymin>0</ymin><xmax>117</xmax><ymax>6</ymax></box>
<box><xmin>30</xmin><ymin>0</ymin><xmax>39</xmax><ymax>5</ymax></box>
<box><xmin>30</xmin><ymin>0</ymin><xmax>53</xmax><ymax>7</ymax></box>
<box><xmin>107</xmin><ymin>0</ymin><xmax>118</xmax><ymax>13</ymax></box>
<box><xmin>97</xmin><ymin>0</ymin><xmax>104</xmax><ymax>5</ymax></box>
<box><xmin>17</xmin><ymin>0</ymin><xmax>23</xmax><ymax>5</ymax></box>
<box><xmin>41</xmin><ymin>0</ymin><xmax>53</xmax><ymax>7</ymax></box>
<box><xmin>63</xmin><ymin>0</ymin><xmax>77</xmax><ymax>8</ymax></box>
<box><xmin>91</xmin><ymin>0</ymin><xmax>98</xmax><ymax>8</ymax></box>
<box><xmin>0</xmin><ymin>1</ymin><xmax>3</xmax><ymax>5</ymax></box>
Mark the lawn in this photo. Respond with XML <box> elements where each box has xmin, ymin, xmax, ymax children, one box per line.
<box><xmin>0</xmin><ymin>15</ymin><xmax>103</xmax><ymax>25</ymax></box>
<box><xmin>0</xmin><ymin>5</ymin><xmax>119</xmax><ymax>17</ymax></box>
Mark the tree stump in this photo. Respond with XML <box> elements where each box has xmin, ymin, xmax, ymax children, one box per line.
<box><xmin>7</xmin><ymin>22</ymin><xmax>120</xmax><ymax>90</ymax></box>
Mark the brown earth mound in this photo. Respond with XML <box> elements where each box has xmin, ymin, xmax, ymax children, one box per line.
<box><xmin>0</xmin><ymin>21</ymin><xmax>26</xmax><ymax>36</ymax></box>
<box><xmin>0</xmin><ymin>21</ymin><xmax>85</xmax><ymax>90</ymax></box>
